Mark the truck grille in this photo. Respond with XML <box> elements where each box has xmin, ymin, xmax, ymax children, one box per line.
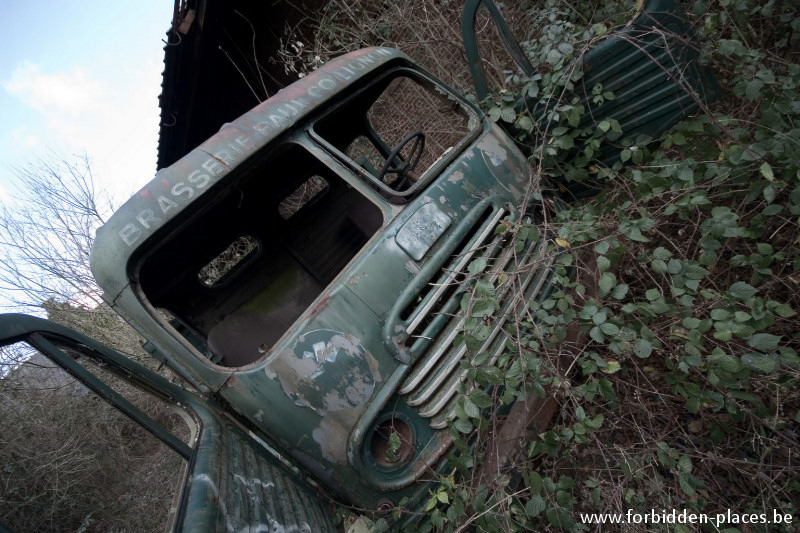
<box><xmin>398</xmin><ymin>205</ymin><xmax>556</xmax><ymax>429</ymax></box>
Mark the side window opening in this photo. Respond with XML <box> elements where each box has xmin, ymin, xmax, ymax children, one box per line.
<box><xmin>278</xmin><ymin>176</ymin><xmax>329</xmax><ymax>220</ymax></box>
<box><xmin>314</xmin><ymin>71</ymin><xmax>477</xmax><ymax>199</ymax></box>
<box><xmin>198</xmin><ymin>235</ymin><xmax>260</xmax><ymax>287</ymax></box>
<box><xmin>139</xmin><ymin>143</ymin><xmax>383</xmax><ymax>368</ymax></box>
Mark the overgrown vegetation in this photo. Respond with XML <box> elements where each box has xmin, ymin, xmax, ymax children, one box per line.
<box><xmin>286</xmin><ymin>0</ymin><xmax>800</xmax><ymax>531</ymax></box>
<box><xmin>0</xmin><ymin>342</ymin><xmax>188</xmax><ymax>532</ymax></box>
<box><xmin>0</xmin><ymin>157</ymin><xmax>186</xmax><ymax>530</ymax></box>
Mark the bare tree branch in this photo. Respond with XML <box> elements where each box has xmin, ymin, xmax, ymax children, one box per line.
<box><xmin>0</xmin><ymin>152</ymin><xmax>115</xmax><ymax>313</ymax></box>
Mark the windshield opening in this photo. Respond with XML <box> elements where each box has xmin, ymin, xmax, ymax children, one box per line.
<box><xmin>313</xmin><ymin>70</ymin><xmax>477</xmax><ymax>201</ymax></box>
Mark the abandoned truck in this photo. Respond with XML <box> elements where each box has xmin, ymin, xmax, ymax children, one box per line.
<box><xmin>0</xmin><ymin>0</ymin><xmax>718</xmax><ymax>530</ymax></box>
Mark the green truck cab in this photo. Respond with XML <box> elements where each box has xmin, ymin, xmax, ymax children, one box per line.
<box><xmin>89</xmin><ymin>46</ymin><xmax>557</xmax><ymax>513</ymax></box>
<box><xmin>1</xmin><ymin>1</ymin><xmax>718</xmax><ymax>530</ymax></box>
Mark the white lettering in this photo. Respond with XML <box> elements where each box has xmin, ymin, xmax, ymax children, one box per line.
<box><xmin>278</xmin><ymin>104</ymin><xmax>299</xmax><ymax>118</ymax></box>
<box><xmin>136</xmin><ymin>209</ymin><xmax>160</xmax><ymax>229</ymax></box>
<box><xmin>158</xmin><ymin>195</ymin><xmax>178</xmax><ymax>215</ymax></box>
<box><xmin>235</xmin><ymin>135</ymin><xmax>251</xmax><ymax>149</ymax></box>
<box><xmin>332</xmin><ymin>68</ymin><xmax>354</xmax><ymax>81</ymax></box>
<box><xmin>307</xmin><ymin>77</ymin><xmax>337</xmax><ymax>97</ymax></box>
<box><xmin>187</xmin><ymin>170</ymin><xmax>210</xmax><ymax>188</ymax></box>
<box><xmin>268</xmin><ymin>113</ymin><xmax>290</xmax><ymax>128</ymax></box>
<box><xmin>119</xmin><ymin>223</ymin><xmax>141</xmax><ymax>246</ymax></box>
<box><xmin>171</xmin><ymin>182</ymin><xmax>194</xmax><ymax>199</ymax></box>
<box><xmin>318</xmin><ymin>78</ymin><xmax>336</xmax><ymax>90</ymax></box>
<box><xmin>290</xmin><ymin>98</ymin><xmax>309</xmax><ymax>111</ymax></box>
<box><xmin>201</xmin><ymin>158</ymin><xmax>224</xmax><ymax>176</ymax></box>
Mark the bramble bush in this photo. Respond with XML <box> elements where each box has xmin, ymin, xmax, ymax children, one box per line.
<box><xmin>294</xmin><ymin>0</ymin><xmax>800</xmax><ymax>531</ymax></box>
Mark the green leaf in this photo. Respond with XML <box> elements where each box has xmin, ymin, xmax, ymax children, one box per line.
<box><xmin>729</xmin><ymin>281</ymin><xmax>757</xmax><ymax>300</ymax></box>
<box><xmin>592</xmin><ymin>309</ymin><xmax>607</xmax><ymax>325</ymax></box>
<box><xmin>500</xmin><ymin>107</ymin><xmax>517</xmax><ymax>122</ymax></box>
<box><xmin>710</xmin><ymin>308</ymin><xmax>731</xmax><ymax>321</ymax></box>
<box><xmin>645</xmin><ymin>288</ymin><xmax>661</xmax><ymax>301</ymax></box>
<box><xmin>679</xmin><ymin>474</ymin><xmax>696</xmax><ymax>497</ymax></box>
<box><xmin>467</xmin><ymin>257</ymin><xmax>487</xmax><ymax>276</ymax></box>
<box><xmin>584</xmin><ymin>414</ymin><xmax>604</xmax><ymax>429</ymax></box>
<box><xmin>741</xmin><ymin>352</ymin><xmax>777</xmax><ymax>373</ymax></box>
<box><xmin>745</xmin><ymin>79</ymin><xmax>764</xmax><ymax>100</ymax></box>
<box><xmin>598</xmin><ymin>272</ymin><xmax>616</xmax><ymax>297</ymax></box>
<box><xmin>651</xmin><ymin>259</ymin><xmax>668</xmax><ymax>274</ymax></box>
<box><xmin>426</xmin><ymin>495</ymin><xmax>438</xmax><ymax>511</ymax></box>
<box><xmin>714</xmin><ymin>329</ymin><xmax>733</xmax><ymax>341</ymax></box>
<box><xmin>470</xmin><ymin>389</ymin><xmax>493</xmax><ymax>409</ymax></box>
<box><xmin>525</xmin><ymin>495</ymin><xmax>546</xmax><ymax>518</ymax></box>
<box><xmin>597</xmin><ymin>255</ymin><xmax>611</xmax><ymax>271</ymax></box>
<box><xmin>470</xmin><ymin>298</ymin><xmax>497</xmax><ymax>318</ymax></box>
<box><xmin>633</xmin><ymin>338</ymin><xmax>653</xmax><ymax>358</ymax></box>
<box><xmin>667</xmin><ymin>259</ymin><xmax>683</xmax><ymax>274</ymax></box>
<box><xmin>772</xmin><ymin>304</ymin><xmax>796</xmax><ymax>318</ymax></box>
<box><xmin>678</xmin><ymin>455</ymin><xmax>692</xmax><ymax>474</ymax></box>
<box><xmin>760</xmin><ymin>161</ymin><xmax>774</xmax><ymax>182</ymax></box>
<box><xmin>463</xmin><ymin>399</ymin><xmax>480</xmax><ymax>419</ymax></box>
<box><xmin>709</xmin><ymin>350</ymin><xmax>742</xmax><ymax>373</ymax></box>
<box><xmin>474</xmin><ymin>279</ymin><xmax>494</xmax><ymax>297</ymax></box>
<box><xmin>516</xmin><ymin>114</ymin><xmax>533</xmax><ymax>133</ymax></box>
<box><xmin>678</xmin><ymin>167</ymin><xmax>694</xmax><ymax>182</ymax></box>
<box><xmin>611</xmin><ymin>283</ymin><xmax>629</xmax><ymax>300</ymax></box>
<box><xmin>764</xmin><ymin>184</ymin><xmax>776</xmax><ymax>203</ymax></box>
<box><xmin>653</xmin><ymin>247</ymin><xmax>672</xmax><ymax>260</ymax></box>
<box><xmin>600</xmin><ymin>322</ymin><xmax>619</xmax><ymax>335</ymax></box>
<box><xmin>747</xmin><ymin>333</ymin><xmax>781</xmax><ymax>352</ymax></box>
<box><xmin>453</xmin><ymin>418</ymin><xmax>473</xmax><ymax>434</ymax></box>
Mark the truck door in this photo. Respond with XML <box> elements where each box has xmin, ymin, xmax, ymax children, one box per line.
<box><xmin>461</xmin><ymin>0</ymin><xmax>719</xmax><ymax>167</ymax></box>
<box><xmin>0</xmin><ymin>314</ymin><xmax>336</xmax><ymax>533</ymax></box>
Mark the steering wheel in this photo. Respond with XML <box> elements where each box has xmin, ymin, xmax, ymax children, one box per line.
<box><xmin>378</xmin><ymin>131</ymin><xmax>426</xmax><ymax>186</ymax></box>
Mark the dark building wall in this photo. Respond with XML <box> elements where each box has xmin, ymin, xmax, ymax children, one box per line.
<box><xmin>158</xmin><ymin>0</ymin><xmax>327</xmax><ymax>170</ymax></box>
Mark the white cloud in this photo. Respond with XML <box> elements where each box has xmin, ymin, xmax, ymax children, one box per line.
<box><xmin>4</xmin><ymin>62</ymin><xmax>106</xmax><ymax>115</ymax></box>
<box><xmin>2</xmin><ymin>58</ymin><xmax>163</xmax><ymax>201</ymax></box>
<box><xmin>8</xmin><ymin>128</ymin><xmax>41</xmax><ymax>150</ymax></box>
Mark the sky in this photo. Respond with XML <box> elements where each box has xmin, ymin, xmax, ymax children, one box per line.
<box><xmin>0</xmin><ymin>0</ymin><xmax>175</xmax><ymax>205</ymax></box>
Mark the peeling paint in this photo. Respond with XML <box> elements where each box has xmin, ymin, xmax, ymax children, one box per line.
<box><xmin>484</xmin><ymin>151</ymin><xmax>504</xmax><ymax>167</ymax></box>
<box><xmin>476</xmin><ymin>133</ymin><xmax>508</xmax><ymax>160</ymax></box>
<box><xmin>263</xmin><ymin>330</ymin><xmax>382</xmax><ymax>464</ymax></box>
<box><xmin>447</xmin><ymin>170</ymin><xmax>465</xmax><ymax>183</ymax></box>
<box><xmin>404</xmin><ymin>260</ymin><xmax>421</xmax><ymax>275</ymax></box>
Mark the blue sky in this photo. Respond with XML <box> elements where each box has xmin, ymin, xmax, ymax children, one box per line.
<box><xmin>0</xmin><ymin>0</ymin><xmax>175</xmax><ymax>204</ymax></box>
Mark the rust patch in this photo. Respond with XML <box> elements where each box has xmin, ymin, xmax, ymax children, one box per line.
<box><xmin>308</xmin><ymin>294</ymin><xmax>332</xmax><ymax>318</ymax></box>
